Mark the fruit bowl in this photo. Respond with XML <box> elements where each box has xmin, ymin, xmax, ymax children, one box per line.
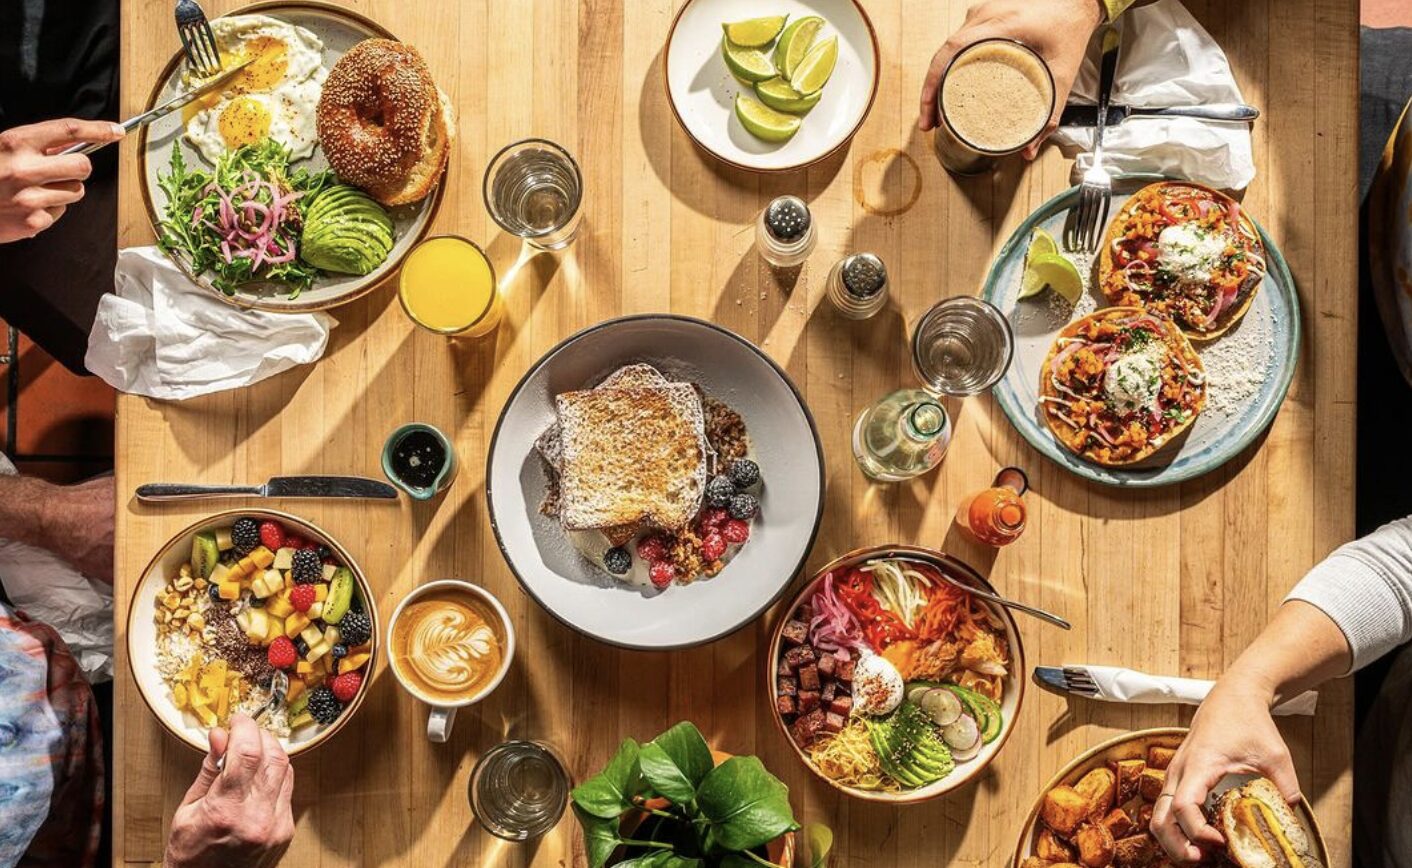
<box><xmin>126</xmin><ymin>508</ymin><xmax>379</xmax><ymax>756</ymax></box>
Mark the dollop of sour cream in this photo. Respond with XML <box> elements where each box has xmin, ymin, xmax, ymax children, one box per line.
<box><xmin>852</xmin><ymin>652</ymin><xmax>905</xmax><ymax>716</ymax></box>
<box><xmin>1157</xmin><ymin>223</ymin><xmax>1226</xmax><ymax>284</ymax></box>
<box><xmin>1103</xmin><ymin>347</ymin><xmax>1163</xmax><ymax>415</ymax></box>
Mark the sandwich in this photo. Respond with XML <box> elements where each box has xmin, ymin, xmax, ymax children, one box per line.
<box><xmin>1217</xmin><ymin>778</ymin><xmax>1323</xmax><ymax>868</ymax></box>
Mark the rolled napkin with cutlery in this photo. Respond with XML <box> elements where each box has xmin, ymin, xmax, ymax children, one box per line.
<box><xmin>85</xmin><ymin>246</ymin><xmax>333</xmax><ymax>400</ymax></box>
<box><xmin>1035</xmin><ymin>664</ymin><xmax>1319</xmax><ymax>716</ymax></box>
<box><xmin>1052</xmin><ymin>0</ymin><xmax>1256</xmax><ymax>190</ymax></box>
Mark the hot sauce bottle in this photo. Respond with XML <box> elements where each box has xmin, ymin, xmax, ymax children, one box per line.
<box><xmin>956</xmin><ymin>466</ymin><xmax>1029</xmax><ymax>546</ymax></box>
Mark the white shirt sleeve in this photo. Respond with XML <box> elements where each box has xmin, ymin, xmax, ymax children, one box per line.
<box><xmin>1286</xmin><ymin>517</ymin><xmax>1412</xmax><ymax>673</ymax></box>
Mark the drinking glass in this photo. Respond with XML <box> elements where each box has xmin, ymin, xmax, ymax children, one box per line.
<box><xmin>398</xmin><ymin>235</ymin><xmax>503</xmax><ymax>338</ymax></box>
<box><xmin>483</xmin><ymin>138</ymin><xmax>584</xmax><ymax>250</ymax></box>
<box><xmin>934</xmin><ymin>38</ymin><xmax>1056</xmax><ymax>176</ymax></box>
<box><xmin>469</xmin><ymin>740</ymin><xmax>571</xmax><ymax>841</ymax></box>
<box><xmin>911</xmin><ymin>296</ymin><xmax>1014</xmax><ymax>396</ymax></box>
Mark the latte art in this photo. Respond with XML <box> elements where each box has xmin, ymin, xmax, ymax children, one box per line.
<box><xmin>406</xmin><ymin>609</ymin><xmax>498</xmax><ymax>691</ymax></box>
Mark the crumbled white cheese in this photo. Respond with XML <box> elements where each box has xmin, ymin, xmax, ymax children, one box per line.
<box><xmin>1157</xmin><ymin>223</ymin><xmax>1226</xmax><ymax>284</ymax></box>
<box><xmin>1103</xmin><ymin>345</ymin><xmax>1164</xmax><ymax>414</ymax></box>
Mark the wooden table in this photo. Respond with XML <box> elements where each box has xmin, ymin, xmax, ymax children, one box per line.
<box><xmin>113</xmin><ymin>0</ymin><xmax>1359</xmax><ymax>864</ymax></box>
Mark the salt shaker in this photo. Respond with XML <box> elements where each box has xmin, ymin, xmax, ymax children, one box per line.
<box><xmin>827</xmin><ymin>252</ymin><xmax>889</xmax><ymax>319</ymax></box>
<box><xmin>756</xmin><ymin>195</ymin><xmax>816</xmax><ymax>268</ymax></box>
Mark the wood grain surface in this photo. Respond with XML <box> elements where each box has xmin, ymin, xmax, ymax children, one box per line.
<box><xmin>113</xmin><ymin>0</ymin><xmax>1359</xmax><ymax>864</ymax></box>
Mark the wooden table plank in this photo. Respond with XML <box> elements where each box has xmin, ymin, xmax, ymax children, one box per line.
<box><xmin>114</xmin><ymin>0</ymin><xmax>1359</xmax><ymax>864</ymax></box>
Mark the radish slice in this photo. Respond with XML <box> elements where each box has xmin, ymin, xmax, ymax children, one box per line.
<box><xmin>921</xmin><ymin>688</ymin><xmax>963</xmax><ymax>727</ymax></box>
<box><xmin>942</xmin><ymin>713</ymin><xmax>981</xmax><ymax>751</ymax></box>
<box><xmin>951</xmin><ymin>737</ymin><xmax>983</xmax><ymax>762</ymax></box>
<box><xmin>907</xmin><ymin>685</ymin><xmax>931</xmax><ymax>705</ymax></box>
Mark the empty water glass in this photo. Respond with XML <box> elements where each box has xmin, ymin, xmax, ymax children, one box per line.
<box><xmin>483</xmin><ymin>139</ymin><xmax>584</xmax><ymax>250</ymax></box>
<box><xmin>911</xmin><ymin>297</ymin><xmax>1014</xmax><ymax>396</ymax></box>
<box><xmin>469</xmin><ymin>740</ymin><xmax>571</xmax><ymax>841</ymax></box>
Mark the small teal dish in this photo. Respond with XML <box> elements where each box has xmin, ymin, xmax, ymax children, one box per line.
<box><xmin>382</xmin><ymin>423</ymin><xmax>457</xmax><ymax>500</ymax></box>
<box><xmin>982</xmin><ymin>174</ymin><xmax>1301</xmax><ymax>488</ymax></box>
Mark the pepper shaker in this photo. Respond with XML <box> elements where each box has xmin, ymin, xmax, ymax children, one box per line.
<box><xmin>756</xmin><ymin>195</ymin><xmax>816</xmax><ymax>268</ymax></box>
<box><xmin>827</xmin><ymin>252</ymin><xmax>889</xmax><ymax>319</ymax></box>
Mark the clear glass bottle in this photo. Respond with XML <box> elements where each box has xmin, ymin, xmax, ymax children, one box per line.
<box><xmin>828</xmin><ymin>252</ymin><xmax>889</xmax><ymax>319</ymax></box>
<box><xmin>852</xmin><ymin>389</ymin><xmax>952</xmax><ymax>481</ymax></box>
<box><xmin>756</xmin><ymin>195</ymin><xmax>816</xmax><ymax>267</ymax></box>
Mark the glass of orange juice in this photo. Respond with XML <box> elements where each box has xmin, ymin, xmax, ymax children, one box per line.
<box><xmin>398</xmin><ymin>235</ymin><xmax>502</xmax><ymax>337</ymax></box>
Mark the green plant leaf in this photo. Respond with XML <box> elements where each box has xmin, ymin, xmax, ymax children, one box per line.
<box><xmin>694</xmin><ymin>756</ymin><xmax>800</xmax><ymax>853</ymax></box>
<box><xmin>639</xmin><ymin>722</ymin><xmax>713</xmax><ymax>804</ymax></box>
<box><xmin>572</xmin><ymin>738</ymin><xmax>643</xmax><ymax>819</ymax></box>
<box><xmin>573</xmin><ymin>804</ymin><xmax>622</xmax><ymax>868</ymax></box>
<box><xmin>616</xmin><ymin>853</ymin><xmax>702</xmax><ymax>868</ymax></box>
<box><xmin>801</xmin><ymin>823</ymin><xmax>834</xmax><ymax>868</ymax></box>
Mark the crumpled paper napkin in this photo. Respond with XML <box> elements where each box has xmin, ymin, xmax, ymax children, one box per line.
<box><xmin>1072</xmin><ymin>664</ymin><xmax>1318</xmax><ymax>716</ymax></box>
<box><xmin>85</xmin><ymin>246</ymin><xmax>333</xmax><ymax>400</ymax></box>
<box><xmin>1053</xmin><ymin>0</ymin><xmax>1256</xmax><ymax>190</ymax></box>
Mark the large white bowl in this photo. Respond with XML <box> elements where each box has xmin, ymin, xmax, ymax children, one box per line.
<box><xmin>486</xmin><ymin>314</ymin><xmax>825</xmax><ymax>650</ymax></box>
<box><xmin>126</xmin><ymin>508</ymin><xmax>379</xmax><ymax>755</ymax></box>
<box><xmin>664</xmin><ymin>0</ymin><xmax>880</xmax><ymax>172</ymax></box>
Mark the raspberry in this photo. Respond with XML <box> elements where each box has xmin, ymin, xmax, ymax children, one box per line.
<box><xmin>701</xmin><ymin>533</ymin><xmax>727</xmax><ymax>562</ymax></box>
<box><xmin>636</xmin><ymin>535</ymin><xmax>669</xmax><ymax>562</ymax></box>
<box><xmin>330</xmin><ymin>670</ymin><xmax>363</xmax><ymax>703</ymax></box>
<box><xmin>266</xmin><ymin>636</ymin><xmax>297</xmax><ymax>670</ymax></box>
<box><xmin>648</xmin><ymin>561</ymin><xmax>676</xmax><ymax>589</ymax></box>
<box><xmin>700</xmin><ymin>507</ymin><xmax>729</xmax><ymax>530</ymax></box>
<box><xmin>722</xmin><ymin>519</ymin><xmax>751</xmax><ymax>544</ymax></box>
<box><xmin>284</xmin><ymin>533</ymin><xmax>307</xmax><ymax>550</ymax></box>
<box><xmin>289</xmin><ymin>584</ymin><xmax>316</xmax><ymax>613</ymax></box>
<box><xmin>257</xmin><ymin>521</ymin><xmax>286</xmax><ymax>552</ymax></box>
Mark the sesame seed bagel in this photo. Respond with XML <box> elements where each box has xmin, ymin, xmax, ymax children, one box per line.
<box><xmin>316</xmin><ymin>39</ymin><xmax>453</xmax><ymax>206</ymax></box>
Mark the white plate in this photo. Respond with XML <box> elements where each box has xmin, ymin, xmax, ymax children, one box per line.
<box><xmin>486</xmin><ymin>315</ymin><xmax>825</xmax><ymax>650</ymax></box>
<box><xmin>138</xmin><ymin>1</ymin><xmax>444</xmax><ymax>312</ymax></box>
<box><xmin>126</xmin><ymin>508</ymin><xmax>379</xmax><ymax>756</ymax></box>
<box><xmin>664</xmin><ymin>0</ymin><xmax>879</xmax><ymax>172</ymax></box>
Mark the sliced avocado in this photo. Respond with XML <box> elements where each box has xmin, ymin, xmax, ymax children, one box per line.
<box><xmin>943</xmin><ymin>684</ymin><xmax>1002</xmax><ymax>744</ymax></box>
<box><xmin>191</xmin><ymin>531</ymin><xmax>219</xmax><ymax>579</ymax></box>
<box><xmin>323</xmin><ymin>568</ymin><xmax>355</xmax><ymax>624</ymax></box>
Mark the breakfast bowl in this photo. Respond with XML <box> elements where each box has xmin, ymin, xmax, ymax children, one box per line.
<box><xmin>1012</xmin><ymin>728</ymin><xmax>1329</xmax><ymax>866</ymax></box>
<box><xmin>767</xmin><ymin>544</ymin><xmax>1025</xmax><ymax>804</ymax></box>
<box><xmin>126</xmin><ymin>508</ymin><xmax>379</xmax><ymax>756</ymax></box>
<box><xmin>663</xmin><ymin>0</ymin><xmax>880</xmax><ymax>172</ymax></box>
<box><xmin>486</xmin><ymin>314</ymin><xmax>825</xmax><ymax>650</ymax></box>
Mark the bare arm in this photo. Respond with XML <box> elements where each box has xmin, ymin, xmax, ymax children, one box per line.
<box><xmin>0</xmin><ymin>474</ymin><xmax>114</xmax><ymax>583</ymax></box>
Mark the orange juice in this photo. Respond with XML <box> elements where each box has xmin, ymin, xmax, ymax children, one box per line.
<box><xmin>398</xmin><ymin>236</ymin><xmax>502</xmax><ymax>337</ymax></box>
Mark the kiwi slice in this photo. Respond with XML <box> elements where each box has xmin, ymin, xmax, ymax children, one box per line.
<box><xmin>191</xmin><ymin>531</ymin><xmax>220</xmax><ymax>579</ymax></box>
<box><xmin>322</xmin><ymin>567</ymin><xmax>355</xmax><ymax>624</ymax></box>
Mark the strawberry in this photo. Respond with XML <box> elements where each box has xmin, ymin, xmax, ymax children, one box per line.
<box><xmin>636</xmin><ymin>535</ymin><xmax>669</xmax><ymax>562</ymax></box>
<box><xmin>701</xmin><ymin>533</ymin><xmax>727</xmax><ymax>562</ymax></box>
<box><xmin>258</xmin><ymin>520</ymin><xmax>286</xmax><ymax>552</ymax></box>
<box><xmin>648</xmin><ymin>560</ymin><xmax>676</xmax><ymax>589</ymax></box>
<box><xmin>330</xmin><ymin>670</ymin><xmax>363</xmax><ymax>703</ymax></box>
<box><xmin>289</xmin><ymin>584</ymin><xmax>316</xmax><ymax>613</ymax></box>
<box><xmin>267</xmin><ymin>636</ymin><xmax>297</xmax><ymax>670</ymax></box>
<box><xmin>722</xmin><ymin>519</ymin><xmax>751</xmax><ymax>544</ymax></box>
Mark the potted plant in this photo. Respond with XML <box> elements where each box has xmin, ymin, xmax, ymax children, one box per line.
<box><xmin>571</xmin><ymin>721</ymin><xmax>800</xmax><ymax>867</ymax></box>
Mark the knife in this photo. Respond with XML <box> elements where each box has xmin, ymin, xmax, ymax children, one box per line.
<box><xmin>136</xmin><ymin>476</ymin><xmax>399</xmax><ymax>502</ymax></box>
<box><xmin>1060</xmin><ymin>102</ymin><xmax>1260</xmax><ymax>128</ymax></box>
<box><xmin>1033</xmin><ymin>665</ymin><xmax>1317</xmax><ymax>716</ymax></box>
<box><xmin>59</xmin><ymin>56</ymin><xmax>256</xmax><ymax>156</ymax></box>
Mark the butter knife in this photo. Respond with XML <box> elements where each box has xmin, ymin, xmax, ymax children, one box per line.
<box><xmin>136</xmin><ymin>476</ymin><xmax>398</xmax><ymax>502</ymax></box>
<box><xmin>1059</xmin><ymin>102</ymin><xmax>1260</xmax><ymax>128</ymax></box>
<box><xmin>59</xmin><ymin>56</ymin><xmax>255</xmax><ymax>156</ymax></box>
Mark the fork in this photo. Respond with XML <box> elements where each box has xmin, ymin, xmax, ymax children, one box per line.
<box><xmin>175</xmin><ymin>0</ymin><xmax>223</xmax><ymax>77</ymax></box>
<box><xmin>1056</xmin><ymin>666</ymin><xmax>1100</xmax><ymax>696</ymax></box>
<box><xmin>1066</xmin><ymin>26</ymin><xmax>1121</xmax><ymax>253</ymax></box>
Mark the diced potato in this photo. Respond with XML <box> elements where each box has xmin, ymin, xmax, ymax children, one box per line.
<box><xmin>1138</xmin><ymin>768</ymin><xmax>1166</xmax><ymax>802</ymax></box>
<box><xmin>1112</xmin><ymin>758</ymin><xmax>1146</xmax><ymax>804</ymax></box>
<box><xmin>1036</xmin><ymin>828</ymin><xmax>1074</xmax><ymax>863</ymax></box>
<box><xmin>1146</xmin><ymin>746</ymin><xmax>1175</xmax><ymax>770</ymax></box>
<box><xmin>1112</xmin><ymin>833</ymin><xmax>1158</xmax><ymax>866</ymax></box>
<box><xmin>1075</xmin><ymin>768</ymin><xmax>1117</xmax><ymax>819</ymax></box>
<box><xmin>1073</xmin><ymin>822</ymin><xmax>1115</xmax><ymax>868</ymax></box>
<box><xmin>1040</xmin><ymin>785</ymin><xmax>1090</xmax><ymax>836</ymax></box>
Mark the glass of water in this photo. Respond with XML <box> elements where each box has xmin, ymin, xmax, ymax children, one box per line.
<box><xmin>483</xmin><ymin>139</ymin><xmax>584</xmax><ymax>250</ymax></box>
<box><xmin>911</xmin><ymin>296</ymin><xmax>1014</xmax><ymax>396</ymax></box>
<box><xmin>469</xmin><ymin>740</ymin><xmax>571</xmax><ymax>841</ymax></box>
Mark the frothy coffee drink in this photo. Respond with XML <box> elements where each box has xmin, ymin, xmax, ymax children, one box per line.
<box><xmin>935</xmin><ymin>40</ymin><xmax>1055</xmax><ymax>174</ymax></box>
<box><xmin>391</xmin><ymin>589</ymin><xmax>505</xmax><ymax>703</ymax></box>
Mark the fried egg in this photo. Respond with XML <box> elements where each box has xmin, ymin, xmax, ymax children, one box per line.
<box><xmin>182</xmin><ymin>15</ymin><xmax>326</xmax><ymax>163</ymax></box>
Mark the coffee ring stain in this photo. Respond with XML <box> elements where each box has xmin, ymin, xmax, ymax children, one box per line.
<box><xmin>854</xmin><ymin>148</ymin><xmax>922</xmax><ymax>217</ymax></box>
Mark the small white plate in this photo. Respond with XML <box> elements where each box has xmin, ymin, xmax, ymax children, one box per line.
<box><xmin>486</xmin><ymin>315</ymin><xmax>825</xmax><ymax>650</ymax></box>
<box><xmin>664</xmin><ymin>0</ymin><xmax>879</xmax><ymax>172</ymax></box>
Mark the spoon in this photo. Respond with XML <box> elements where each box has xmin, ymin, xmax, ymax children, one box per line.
<box><xmin>882</xmin><ymin>552</ymin><xmax>1071</xmax><ymax>630</ymax></box>
<box><xmin>216</xmin><ymin>670</ymin><xmax>289</xmax><ymax>772</ymax></box>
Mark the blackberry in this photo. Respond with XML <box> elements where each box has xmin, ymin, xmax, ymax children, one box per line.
<box><xmin>294</xmin><ymin>638</ymin><xmax>309</xmax><ymax>657</ymax></box>
<box><xmin>728</xmin><ymin>459</ymin><xmax>760</xmax><ymax>489</ymax></box>
<box><xmin>603</xmin><ymin>547</ymin><xmax>632</xmax><ymax>575</ymax></box>
<box><xmin>728</xmin><ymin>493</ymin><xmax>759</xmax><ymax>520</ymax></box>
<box><xmin>307</xmin><ymin>686</ymin><xmax>343</xmax><ymax>725</ymax></box>
<box><xmin>705</xmin><ymin>475</ymin><xmax>736</xmax><ymax>508</ymax></box>
<box><xmin>338</xmin><ymin>611</ymin><xmax>371</xmax><ymax>647</ymax></box>
<box><xmin>291</xmin><ymin>549</ymin><xmax>323</xmax><ymax>585</ymax></box>
<box><xmin>231</xmin><ymin>518</ymin><xmax>260</xmax><ymax>555</ymax></box>
<box><xmin>330</xmin><ymin>643</ymin><xmax>349</xmax><ymax>660</ymax></box>
<box><xmin>209</xmin><ymin>584</ymin><xmax>222</xmax><ymax>602</ymax></box>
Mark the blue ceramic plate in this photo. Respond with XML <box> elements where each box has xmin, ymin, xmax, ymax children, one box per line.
<box><xmin>983</xmin><ymin>176</ymin><xmax>1300</xmax><ymax>487</ymax></box>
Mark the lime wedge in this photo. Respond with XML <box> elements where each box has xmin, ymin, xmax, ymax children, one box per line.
<box><xmin>789</xmin><ymin>35</ymin><xmax>837</xmax><ymax>95</ymax></box>
<box><xmin>723</xmin><ymin>16</ymin><xmax>788</xmax><ymax>48</ymax></box>
<box><xmin>1027</xmin><ymin>227</ymin><xmax>1058</xmax><ymax>260</ymax></box>
<box><xmin>774</xmin><ymin>15</ymin><xmax>825</xmax><ymax>79</ymax></box>
<box><xmin>1020</xmin><ymin>252</ymin><xmax>1083</xmax><ymax>304</ymax></box>
<box><xmin>755</xmin><ymin>77</ymin><xmax>822</xmax><ymax>114</ymax></box>
<box><xmin>722</xmin><ymin>38</ymin><xmax>777</xmax><ymax>83</ymax></box>
<box><xmin>735</xmin><ymin>94</ymin><xmax>802</xmax><ymax>142</ymax></box>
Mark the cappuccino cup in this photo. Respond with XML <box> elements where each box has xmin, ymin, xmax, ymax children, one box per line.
<box><xmin>387</xmin><ymin>579</ymin><xmax>515</xmax><ymax>742</ymax></box>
